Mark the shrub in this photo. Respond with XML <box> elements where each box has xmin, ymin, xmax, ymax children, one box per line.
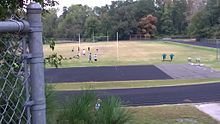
<box><xmin>46</xmin><ymin>84</ymin><xmax>57</xmax><ymax>124</ymax></box>
<box><xmin>57</xmin><ymin>91</ymin><xmax>132</xmax><ymax>124</ymax></box>
<box><xmin>96</xmin><ymin>96</ymin><xmax>132</xmax><ymax>124</ymax></box>
<box><xmin>57</xmin><ymin>91</ymin><xmax>97</xmax><ymax>124</ymax></box>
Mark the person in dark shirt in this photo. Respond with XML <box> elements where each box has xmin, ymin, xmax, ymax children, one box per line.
<box><xmin>88</xmin><ymin>53</ymin><xmax>92</xmax><ymax>62</ymax></box>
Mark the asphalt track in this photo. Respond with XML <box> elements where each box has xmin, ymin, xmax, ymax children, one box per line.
<box><xmin>45</xmin><ymin>65</ymin><xmax>172</xmax><ymax>83</ymax></box>
<box><xmin>56</xmin><ymin>83</ymin><xmax>220</xmax><ymax>106</ymax></box>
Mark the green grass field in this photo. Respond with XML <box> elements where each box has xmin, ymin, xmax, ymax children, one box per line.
<box><xmin>128</xmin><ymin>105</ymin><xmax>218</xmax><ymax>124</ymax></box>
<box><xmin>44</xmin><ymin>41</ymin><xmax>220</xmax><ymax>70</ymax></box>
<box><xmin>52</xmin><ymin>78</ymin><xmax>220</xmax><ymax>91</ymax></box>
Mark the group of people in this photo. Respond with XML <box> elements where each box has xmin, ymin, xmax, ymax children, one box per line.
<box><xmin>88</xmin><ymin>52</ymin><xmax>97</xmax><ymax>62</ymax></box>
<box><xmin>72</xmin><ymin>46</ymin><xmax>99</xmax><ymax>62</ymax></box>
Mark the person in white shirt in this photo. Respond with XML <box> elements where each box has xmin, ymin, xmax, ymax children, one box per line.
<box><xmin>82</xmin><ymin>49</ymin><xmax>86</xmax><ymax>55</ymax></box>
<box><xmin>94</xmin><ymin>54</ymin><xmax>97</xmax><ymax>61</ymax></box>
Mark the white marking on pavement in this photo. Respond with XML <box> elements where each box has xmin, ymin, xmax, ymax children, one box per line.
<box><xmin>195</xmin><ymin>103</ymin><xmax>220</xmax><ymax>122</ymax></box>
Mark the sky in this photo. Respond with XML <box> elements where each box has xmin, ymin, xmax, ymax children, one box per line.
<box><xmin>56</xmin><ymin>0</ymin><xmax>113</xmax><ymax>15</ymax></box>
<box><xmin>57</xmin><ymin>0</ymin><xmax>113</xmax><ymax>8</ymax></box>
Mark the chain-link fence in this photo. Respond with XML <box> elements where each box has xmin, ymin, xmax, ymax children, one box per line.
<box><xmin>0</xmin><ymin>34</ymin><xmax>31</xmax><ymax>124</ymax></box>
<box><xmin>0</xmin><ymin>2</ymin><xmax>46</xmax><ymax>124</ymax></box>
<box><xmin>201</xmin><ymin>39</ymin><xmax>220</xmax><ymax>61</ymax></box>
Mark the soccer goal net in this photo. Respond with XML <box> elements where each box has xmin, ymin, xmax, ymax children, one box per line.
<box><xmin>93</xmin><ymin>36</ymin><xmax>109</xmax><ymax>42</ymax></box>
<box><xmin>129</xmin><ymin>34</ymin><xmax>151</xmax><ymax>40</ymax></box>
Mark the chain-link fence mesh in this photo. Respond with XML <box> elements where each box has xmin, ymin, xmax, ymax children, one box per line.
<box><xmin>0</xmin><ymin>33</ymin><xmax>31</xmax><ymax>124</ymax></box>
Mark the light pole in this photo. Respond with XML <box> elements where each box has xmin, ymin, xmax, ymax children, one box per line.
<box><xmin>117</xmin><ymin>32</ymin><xmax>119</xmax><ymax>61</ymax></box>
<box><xmin>79</xmin><ymin>33</ymin><xmax>81</xmax><ymax>48</ymax></box>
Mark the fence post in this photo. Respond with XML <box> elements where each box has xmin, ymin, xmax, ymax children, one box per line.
<box><xmin>27</xmin><ymin>2</ymin><xmax>46</xmax><ymax>124</ymax></box>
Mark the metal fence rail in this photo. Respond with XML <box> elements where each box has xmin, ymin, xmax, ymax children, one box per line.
<box><xmin>0</xmin><ymin>2</ymin><xmax>46</xmax><ymax>124</ymax></box>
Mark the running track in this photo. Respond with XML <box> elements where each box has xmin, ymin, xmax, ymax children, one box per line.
<box><xmin>57</xmin><ymin>83</ymin><xmax>220</xmax><ymax>106</ymax></box>
<box><xmin>45</xmin><ymin>65</ymin><xmax>172</xmax><ymax>83</ymax></box>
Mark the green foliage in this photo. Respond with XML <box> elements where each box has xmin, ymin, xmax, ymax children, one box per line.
<box><xmin>211</xmin><ymin>25</ymin><xmax>220</xmax><ymax>38</ymax></box>
<box><xmin>160</xmin><ymin>2</ymin><xmax>175</xmax><ymax>35</ymax></box>
<box><xmin>0</xmin><ymin>0</ymin><xmax>24</xmax><ymax>19</ymax></box>
<box><xmin>56</xmin><ymin>5</ymin><xmax>91</xmax><ymax>38</ymax></box>
<box><xmin>43</xmin><ymin>38</ymin><xmax>64</xmax><ymax>68</ymax></box>
<box><xmin>84</xmin><ymin>16</ymin><xmax>101</xmax><ymax>38</ymax></box>
<box><xmin>187</xmin><ymin>10</ymin><xmax>210</xmax><ymax>38</ymax></box>
<box><xmin>4</xmin><ymin>0</ymin><xmax>220</xmax><ymax>39</ymax></box>
<box><xmin>45</xmin><ymin>53</ymin><xmax>63</xmax><ymax>68</ymax></box>
<box><xmin>159</xmin><ymin>0</ymin><xmax>188</xmax><ymax>35</ymax></box>
<box><xmin>0</xmin><ymin>0</ymin><xmax>56</xmax><ymax>20</ymax></box>
<box><xmin>42</xmin><ymin>0</ymin><xmax>192</xmax><ymax>40</ymax></box>
<box><xmin>134</xmin><ymin>0</ymin><xmax>156</xmax><ymax>19</ymax></box>
<box><xmin>172</xmin><ymin>0</ymin><xmax>188</xmax><ymax>34</ymax></box>
<box><xmin>108</xmin><ymin>1</ymin><xmax>138</xmax><ymax>39</ymax></box>
<box><xmin>187</xmin><ymin>0</ymin><xmax>220</xmax><ymax>39</ymax></box>
<box><xmin>57</xmin><ymin>91</ymin><xmax>132</xmax><ymax>124</ymax></box>
<box><xmin>44</xmin><ymin>0</ymin><xmax>156</xmax><ymax>40</ymax></box>
<box><xmin>58</xmin><ymin>91</ymin><xmax>97</xmax><ymax>124</ymax></box>
<box><xmin>43</xmin><ymin>9</ymin><xmax>58</xmax><ymax>38</ymax></box>
<box><xmin>96</xmin><ymin>96</ymin><xmax>132</xmax><ymax>124</ymax></box>
<box><xmin>46</xmin><ymin>84</ymin><xmax>57</xmax><ymax>124</ymax></box>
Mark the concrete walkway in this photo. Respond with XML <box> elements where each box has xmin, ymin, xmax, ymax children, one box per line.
<box><xmin>156</xmin><ymin>64</ymin><xmax>220</xmax><ymax>79</ymax></box>
<box><xmin>195</xmin><ymin>103</ymin><xmax>220</xmax><ymax>122</ymax></box>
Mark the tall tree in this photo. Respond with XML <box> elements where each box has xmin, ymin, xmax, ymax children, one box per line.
<box><xmin>108</xmin><ymin>0</ymin><xmax>137</xmax><ymax>39</ymax></box>
<box><xmin>186</xmin><ymin>0</ymin><xmax>207</xmax><ymax>21</ymax></box>
<box><xmin>172</xmin><ymin>0</ymin><xmax>188</xmax><ymax>34</ymax></box>
<box><xmin>94</xmin><ymin>6</ymin><xmax>112</xmax><ymax>37</ymax></box>
<box><xmin>138</xmin><ymin>14</ymin><xmax>157</xmax><ymax>38</ymax></box>
<box><xmin>84</xmin><ymin>15</ymin><xmax>101</xmax><ymax>38</ymax></box>
<box><xmin>134</xmin><ymin>0</ymin><xmax>156</xmax><ymax>20</ymax></box>
<box><xmin>160</xmin><ymin>2</ymin><xmax>175</xmax><ymax>35</ymax></box>
<box><xmin>43</xmin><ymin>8</ymin><xmax>58</xmax><ymax>38</ymax></box>
<box><xmin>187</xmin><ymin>0</ymin><xmax>220</xmax><ymax>39</ymax></box>
<box><xmin>56</xmin><ymin>5</ymin><xmax>92</xmax><ymax>38</ymax></box>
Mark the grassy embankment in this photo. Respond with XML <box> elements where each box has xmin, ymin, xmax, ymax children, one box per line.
<box><xmin>128</xmin><ymin>105</ymin><xmax>218</xmax><ymax>124</ymax></box>
<box><xmin>52</xmin><ymin>78</ymin><xmax>220</xmax><ymax>91</ymax></box>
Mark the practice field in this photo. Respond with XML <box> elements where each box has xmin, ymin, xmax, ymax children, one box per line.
<box><xmin>44</xmin><ymin>41</ymin><xmax>219</xmax><ymax>69</ymax></box>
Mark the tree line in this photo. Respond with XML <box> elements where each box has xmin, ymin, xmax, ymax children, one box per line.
<box><xmin>42</xmin><ymin>0</ymin><xmax>220</xmax><ymax>40</ymax></box>
<box><xmin>1</xmin><ymin>0</ymin><xmax>219</xmax><ymax>40</ymax></box>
